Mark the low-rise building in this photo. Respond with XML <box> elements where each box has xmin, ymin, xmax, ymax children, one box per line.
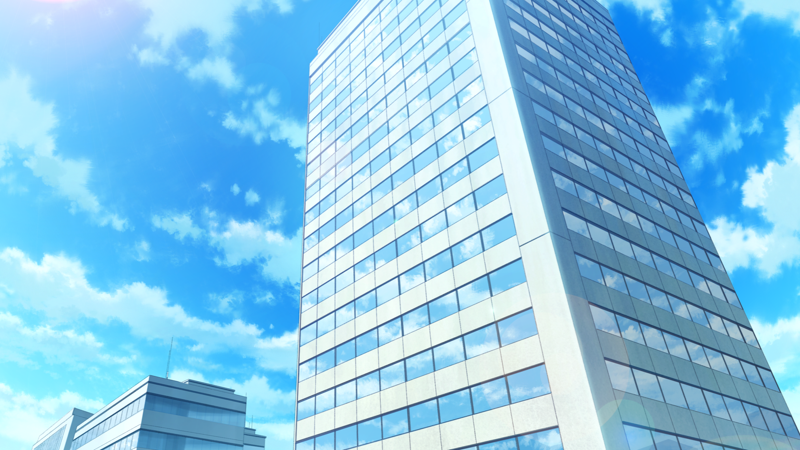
<box><xmin>32</xmin><ymin>376</ymin><xmax>266</xmax><ymax>450</ymax></box>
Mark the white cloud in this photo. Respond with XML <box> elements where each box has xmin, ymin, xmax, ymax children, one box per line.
<box><xmin>231</xmin><ymin>183</ymin><xmax>241</xmax><ymax>195</ymax></box>
<box><xmin>133</xmin><ymin>0</ymin><xmax>300</xmax><ymax>91</ymax></box>
<box><xmin>209</xmin><ymin>291</ymin><xmax>242</xmax><ymax>315</ymax></box>
<box><xmin>132</xmin><ymin>45</ymin><xmax>168</xmax><ymax>65</ymax></box>
<box><xmin>185</xmin><ymin>56</ymin><xmax>242</xmax><ymax>91</ymax></box>
<box><xmin>737</xmin><ymin>0</ymin><xmax>800</xmax><ymax>32</ymax></box>
<box><xmin>0</xmin><ymin>383</ymin><xmax>104</xmax><ymax>450</ymax></box>
<box><xmin>132</xmin><ymin>240</ymin><xmax>151</xmax><ymax>262</ymax></box>
<box><xmin>599</xmin><ymin>0</ymin><xmax>672</xmax><ymax>45</ymax></box>
<box><xmin>0</xmin><ymin>312</ymin><xmax>135</xmax><ymax>371</ymax></box>
<box><xmin>245</xmin><ymin>188</ymin><xmax>260</xmax><ymax>205</ymax></box>
<box><xmin>151</xmin><ymin>212</ymin><xmax>203</xmax><ymax>241</ymax></box>
<box><xmin>153</xmin><ymin>205</ymin><xmax>301</xmax><ymax>282</ymax></box>
<box><xmin>0</xmin><ymin>248</ymin><xmax>298</xmax><ymax>373</ymax></box>
<box><xmin>599</xmin><ymin>0</ymin><xmax>670</xmax><ymax>22</ymax></box>
<box><xmin>208</xmin><ymin>216</ymin><xmax>302</xmax><ymax>283</ymax></box>
<box><xmin>222</xmin><ymin>92</ymin><xmax>306</xmax><ymax>150</ymax></box>
<box><xmin>652</xmin><ymin>76</ymin><xmax>766</xmax><ymax>172</ymax></box>
<box><xmin>0</xmin><ymin>71</ymin><xmax>127</xmax><ymax>230</ymax></box>
<box><xmin>708</xmin><ymin>104</ymin><xmax>800</xmax><ymax>277</ymax></box>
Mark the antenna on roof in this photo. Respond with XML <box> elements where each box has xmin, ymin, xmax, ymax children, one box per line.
<box><xmin>165</xmin><ymin>337</ymin><xmax>174</xmax><ymax>379</ymax></box>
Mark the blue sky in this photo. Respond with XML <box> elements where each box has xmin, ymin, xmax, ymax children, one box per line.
<box><xmin>0</xmin><ymin>0</ymin><xmax>799</xmax><ymax>449</ymax></box>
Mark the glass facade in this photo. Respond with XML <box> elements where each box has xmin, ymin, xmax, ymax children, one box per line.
<box><xmin>34</xmin><ymin>426</ymin><xmax>65</xmax><ymax>450</ymax></box>
<box><xmin>97</xmin><ymin>430</ymin><xmax>242</xmax><ymax>450</ymax></box>
<box><xmin>73</xmin><ymin>394</ymin><xmax>245</xmax><ymax>450</ymax></box>
<box><xmin>297</xmin><ymin>0</ymin><xmax>798</xmax><ymax>448</ymax></box>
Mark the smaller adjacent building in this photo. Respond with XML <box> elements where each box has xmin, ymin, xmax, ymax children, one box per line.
<box><xmin>32</xmin><ymin>376</ymin><xmax>266</xmax><ymax>450</ymax></box>
<box><xmin>33</xmin><ymin>408</ymin><xmax>93</xmax><ymax>450</ymax></box>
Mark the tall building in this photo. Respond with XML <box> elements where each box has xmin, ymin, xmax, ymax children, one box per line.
<box><xmin>32</xmin><ymin>376</ymin><xmax>266</xmax><ymax>450</ymax></box>
<box><xmin>296</xmin><ymin>0</ymin><xmax>799</xmax><ymax>448</ymax></box>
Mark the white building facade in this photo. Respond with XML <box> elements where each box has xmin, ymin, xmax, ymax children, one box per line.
<box><xmin>295</xmin><ymin>0</ymin><xmax>800</xmax><ymax>449</ymax></box>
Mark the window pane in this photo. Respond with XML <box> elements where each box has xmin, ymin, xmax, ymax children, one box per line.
<box><xmin>616</xmin><ymin>316</ymin><xmax>645</xmax><ymax>345</ymax></box>
<box><xmin>438</xmin><ymin>389</ymin><xmax>472</xmax><ymax>422</ymax></box>
<box><xmin>297</xmin><ymin>397</ymin><xmax>314</xmax><ymax>420</ymax></box>
<box><xmin>336</xmin><ymin>302</ymin><xmax>355</xmax><ymax>327</ymax></box>
<box><xmin>490</xmin><ymin>260</ymin><xmax>526</xmax><ymax>294</ymax></box>
<box><xmin>762</xmin><ymin>409</ymin><xmax>785</xmax><ymax>434</ymax></box>
<box><xmin>375</xmin><ymin>243</ymin><xmax>397</xmax><ymax>269</ymax></box>
<box><xmin>401</xmin><ymin>264</ymin><xmax>425</xmax><ymax>293</ymax></box>
<box><xmin>336</xmin><ymin>380</ymin><xmax>356</xmax><ymax>407</ymax></box>
<box><xmin>316</xmin><ymin>432</ymin><xmax>334</xmax><ymax>450</ymax></box>
<box><xmin>498</xmin><ymin>309</ymin><xmax>537</xmax><ymax>345</ymax></box>
<box><xmin>723</xmin><ymin>397</ymin><xmax>749</xmax><ymax>425</ymax></box>
<box><xmin>457</xmin><ymin>276</ymin><xmax>491</xmax><ymax>309</ymax></box>
<box><xmin>425</xmin><ymin>250</ymin><xmax>453</xmax><ymax>280</ymax></box>
<box><xmin>606</xmin><ymin>361</ymin><xmax>637</xmax><ymax>394</ymax></box>
<box><xmin>355</xmin><ymin>291</ymin><xmax>376</xmax><ymax>317</ymax></box>
<box><xmin>403</xmin><ymin>306</ymin><xmax>429</xmax><ymax>335</ymax></box>
<box><xmin>337</xmin><ymin>339</ymin><xmax>355</xmax><ymax>365</ymax></box>
<box><xmin>377</xmin><ymin>279</ymin><xmax>400</xmax><ymax>305</ymax></box>
<box><xmin>358</xmin><ymin>417</ymin><xmax>382</xmax><ymax>445</ymax></box>
<box><xmin>356</xmin><ymin>329</ymin><xmax>378</xmax><ymax>356</ymax></box>
<box><xmin>681</xmin><ymin>385</ymin><xmax>709</xmax><ymax>414</ymax></box>
<box><xmin>397</xmin><ymin>228</ymin><xmax>421</xmax><ymax>255</ymax></box>
<box><xmin>464</xmin><ymin>324</ymin><xmax>500</xmax><ymax>358</ymax></box>
<box><xmin>410</xmin><ymin>399</ymin><xmax>439</xmax><ymax>431</ymax></box>
<box><xmin>421</xmin><ymin>211</ymin><xmax>447</xmax><ymax>240</ymax></box>
<box><xmin>641</xmin><ymin>325</ymin><xmax>668</xmax><ymax>353</ymax></box>
<box><xmin>590</xmin><ymin>305</ymin><xmax>620</xmax><ymax>336</ymax></box>
<box><xmin>743</xmin><ymin>402</ymin><xmax>767</xmax><ymax>430</ymax></box>
<box><xmin>651</xmin><ymin>431</ymin><xmax>679</xmax><ymax>450</ymax></box>
<box><xmin>299</xmin><ymin>359</ymin><xmax>315</xmax><ymax>380</ymax></box>
<box><xmin>624</xmin><ymin>425</ymin><xmax>655</xmax><ymax>450</ymax></box>
<box><xmin>336</xmin><ymin>425</ymin><xmax>357</xmax><ymax>450</ymax></box>
<box><xmin>507</xmin><ymin>365</ymin><xmax>550</xmax><ymax>403</ymax></box>
<box><xmin>378</xmin><ymin>318</ymin><xmax>402</xmax><ymax>346</ymax></box>
<box><xmin>663</xmin><ymin>333</ymin><xmax>689</xmax><ymax>360</ymax></box>
<box><xmin>357</xmin><ymin>372</ymin><xmax>380</xmax><ymax>399</ymax></box>
<box><xmin>405</xmin><ymin>350</ymin><xmax>434</xmax><ymax>381</ymax></box>
<box><xmin>481</xmin><ymin>216</ymin><xmax>516</xmax><ymax>250</ymax></box>
<box><xmin>316</xmin><ymin>389</ymin><xmax>334</xmax><ymax>414</ymax></box>
<box><xmin>633</xmin><ymin>369</ymin><xmax>664</xmax><ymax>401</ymax></box>
<box><xmin>429</xmin><ymin>292</ymin><xmax>459</xmax><ymax>322</ymax></box>
<box><xmin>380</xmin><ymin>361</ymin><xmax>406</xmax><ymax>390</ymax></box>
<box><xmin>474</xmin><ymin>176</ymin><xmax>507</xmax><ymax>208</ymax></box>
<box><xmin>434</xmin><ymin>338</ymin><xmax>465</xmax><ymax>369</ymax></box>
<box><xmin>576</xmin><ymin>255</ymin><xmax>604</xmax><ymax>284</ymax></box>
<box><xmin>317</xmin><ymin>350</ymin><xmax>334</xmax><ymax>374</ymax></box>
<box><xmin>446</xmin><ymin>194</ymin><xmax>476</xmax><ymax>225</ymax></box>
<box><xmin>453</xmin><ymin>234</ymin><xmax>483</xmax><ymax>266</ymax></box>
<box><xmin>517</xmin><ymin>429</ymin><xmax>563</xmax><ymax>449</ymax></box>
<box><xmin>471</xmin><ymin>378</ymin><xmax>509</xmax><ymax>413</ymax></box>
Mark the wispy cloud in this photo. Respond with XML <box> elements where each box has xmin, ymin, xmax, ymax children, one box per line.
<box><xmin>0</xmin><ymin>312</ymin><xmax>135</xmax><ymax>371</ymax></box>
<box><xmin>599</xmin><ymin>0</ymin><xmax>673</xmax><ymax>46</ymax></box>
<box><xmin>245</xmin><ymin>188</ymin><xmax>260</xmax><ymax>206</ymax></box>
<box><xmin>0</xmin><ymin>383</ymin><xmax>104</xmax><ymax>450</ymax></box>
<box><xmin>152</xmin><ymin>204</ymin><xmax>301</xmax><ymax>283</ymax></box>
<box><xmin>737</xmin><ymin>0</ymin><xmax>800</xmax><ymax>33</ymax></box>
<box><xmin>222</xmin><ymin>89</ymin><xmax>307</xmax><ymax>152</ymax></box>
<box><xmin>708</xmin><ymin>103</ymin><xmax>800</xmax><ymax>277</ymax></box>
<box><xmin>0</xmin><ymin>71</ymin><xmax>127</xmax><ymax>230</ymax></box>
<box><xmin>151</xmin><ymin>212</ymin><xmax>203</xmax><ymax>241</ymax></box>
<box><xmin>0</xmin><ymin>248</ymin><xmax>298</xmax><ymax>374</ymax></box>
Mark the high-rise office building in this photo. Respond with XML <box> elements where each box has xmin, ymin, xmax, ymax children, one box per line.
<box><xmin>32</xmin><ymin>376</ymin><xmax>266</xmax><ymax>450</ymax></box>
<box><xmin>296</xmin><ymin>0</ymin><xmax>799</xmax><ymax>448</ymax></box>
